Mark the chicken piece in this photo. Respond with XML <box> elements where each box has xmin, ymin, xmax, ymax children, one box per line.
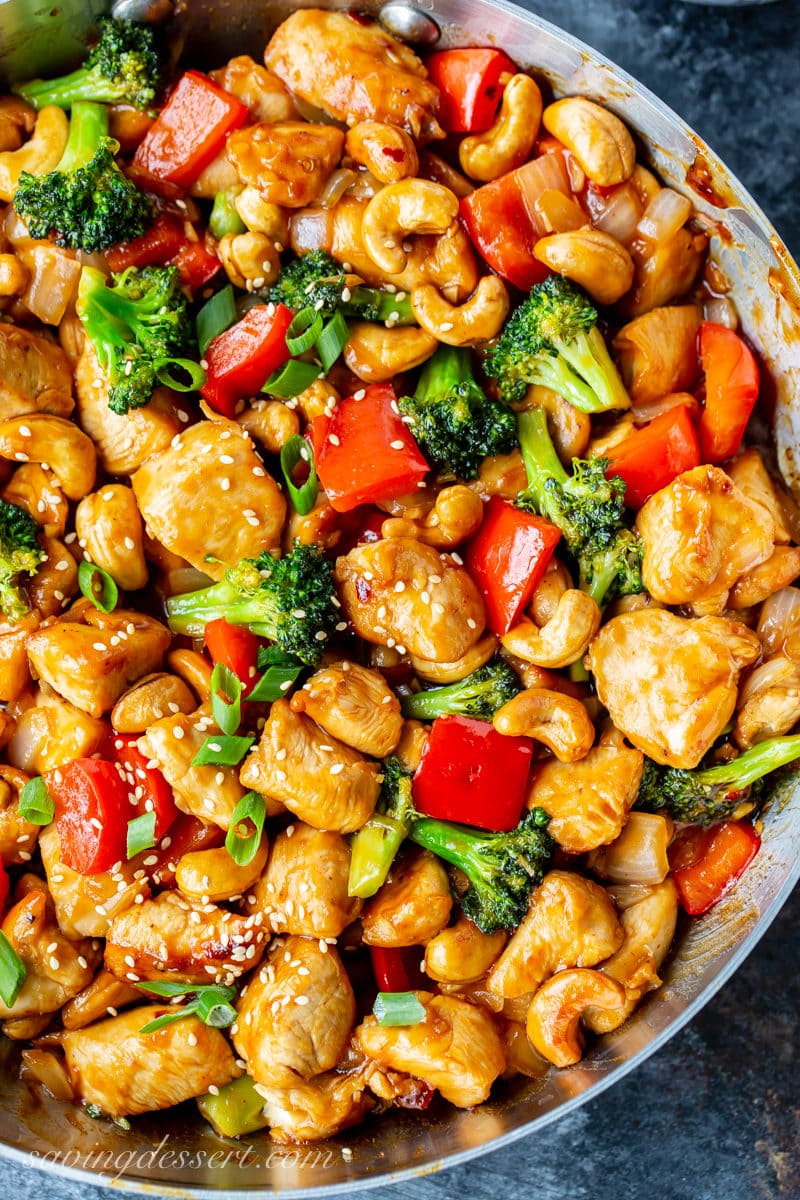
<box><xmin>227</xmin><ymin>121</ymin><xmax>344</xmax><ymax>208</ymax></box>
<box><xmin>0</xmin><ymin>324</ymin><xmax>74</xmax><ymax>419</ymax></box>
<box><xmin>6</xmin><ymin>683</ymin><xmax>107</xmax><ymax>774</ymax></box>
<box><xmin>74</xmin><ymin>342</ymin><xmax>185</xmax><ymax>476</ymax></box>
<box><xmin>39</xmin><ymin>825</ymin><xmax>150</xmax><ymax>939</ymax></box>
<box><xmin>209</xmin><ymin>55</ymin><xmax>297</xmax><ymax>123</ymax></box>
<box><xmin>264</xmin><ymin>9</ymin><xmax>442</xmax><ymax>140</ymax></box>
<box><xmin>526</xmin><ymin>740</ymin><xmax>644</xmax><ymax>853</ymax></box>
<box><xmin>26</xmin><ymin>608</ymin><xmax>171</xmax><ymax>718</ymax></box>
<box><xmin>728</xmin><ymin>545</ymin><xmax>800</xmax><ymax>610</ymax></box>
<box><xmin>0</xmin><ymin>883</ymin><xmax>99</xmax><ymax>1018</ymax></box>
<box><xmin>357</xmin><ymin>992</ymin><xmax>505</xmax><ymax>1107</ymax></box>
<box><xmin>486</xmin><ymin>871</ymin><xmax>623</xmax><ymax>1000</ymax></box>
<box><xmin>61</xmin><ymin>1006</ymin><xmax>239</xmax><ymax>1117</ymax></box>
<box><xmin>61</xmin><ymin>968</ymin><xmax>141</xmax><ymax>1030</ymax></box>
<box><xmin>138</xmin><ymin>706</ymin><xmax>248</xmax><ymax>830</ymax></box>
<box><xmin>290</xmin><ymin>660</ymin><xmax>403</xmax><ymax>758</ymax></box>
<box><xmin>469</xmin><ymin>449</ymin><xmax>528</xmax><ymax>501</ymax></box>
<box><xmin>233</xmin><ymin>935</ymin><xmax>356</xmax><ymax>1088</ymax></box>
<box><xmin>0</xmin><ymin>766</ymin><xmax>40</xmax><ymax>864</ymax></box>
<box><xmin>132</xmin><ymin>419</ymin><xmax>285</xmax><ymax>581</ymax></box>
<box><xmin>3</xmin><ymin>463</ymin><xmax>68</xmax><ymax>539</ymax></box>
<box><xmin>727</xmin><ymin>448</ymin><xmax>791</xmax><ymax>544</ymax></box>
<box><xmin>335</xmin><ymin>537</ymin><xmax>486</xmax><ymax>663</ymax></box>
<box><xmin>635</xmin><ymin>465</ymin><xmax>775</xmax><ymax>614</ymax></box>
<box><xmin>587</xmin><ymin>608</ymin><xmax>761</xmax><ymax>768</ymax></box>
<box><xmin>105</xmin><ymin>891</ymin><xmax>266</xmax><ymax>986</ymax></box>
<box><xmin>612</xmin><ymin>305</ymin><xmax>701</xmax><ymax>410</ymax></box>
<box><xmin>735</xmin><ymin>654</ymin><xmax>800</xmax><ymax>749</ymax></box>
<box><xmin>257</xmin><ymin>1070</ymin><xmax>371</xmax><ymax>1144</ymax></box>
<box><xmin>245</xmin><ymin>822</ymin><xmax>362</xmax><ymax>938</ymax></box>
<box><xmin>240</xmin><ymin>699</ymin><xmax>380</xmax><ymax>834</ymax></box>
<box><xmin>361</xmin><ymin>849</ymin><xmax>453</xmax><ymax>947</ymax></box>
<box><xmin>0</xmin><ymin>610</ymin><xmax>39</xmax><ymax>703</ymax></box>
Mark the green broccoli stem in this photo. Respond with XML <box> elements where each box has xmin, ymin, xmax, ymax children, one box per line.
<box><xmin>14</xmin><ymin>66</ymin><xmax>109</xmax><ymax>109</ymax></box>
<box><xmin>522</xmin><ymin>352</ymin><xmax>606</xmax><ymax>415</ymax></box>
<box><xmin>401</xmin><ymin>682</ymin><xmax>465</xmax><ymax>722</ymax></box>
<box><xmin>347</xmin><ymin>286</ymin><xmax>415</xmax><ymax>325</ymax></box>
<box><xmin>415</xmin><ymin>343</ymin><xmax>474</xmax><ymax>405</ymax></box>
<box><xmin>517</xmin><ymin>405</ymin><xmax>569</xmax><ymax>512</ymax></box>
<box><xmin>584</xmin><ymin>545</ymin><xmax>622</xmax><ymax>605</ymax></box>
<box><xmin>552</xmin><ymin>325</ymin><xmax>630</xmax><ymax>413</ymax></box>
<box><xmin>209</xmin><ymin>191</ymin><xmax>246</xmax><ymax>240</ymax></box>
<box><xmin>166</xmin><ymin>578</ymin><xmax>279</xmax><ymax>640</ymax></box>
<box><xmin>409</xmin><ymin>818</ymin><xmax>491</xmax><ymax>884</ymax></box>
<box><xmin>348</xmin><ymin>813</ymin><xmax>412</xmax><ymax>899</ymax></box>
<box><xmin>56</xmin><ymin>101</ymin><xmax>109</xmax><ymax>173</ymax></box>
<box><xmin>698</xmin><ymin>735</ymin><xmax>800</xmax><ymax>791</ymax></box>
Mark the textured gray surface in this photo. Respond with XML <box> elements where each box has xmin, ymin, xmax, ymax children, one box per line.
<box><xmin>1</xmin><ymin>1</ymin><xmax>798</xmax><ymax>1198</ymax></box>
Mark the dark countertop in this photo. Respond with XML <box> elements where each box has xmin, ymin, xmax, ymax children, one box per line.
<box><xmin>1</xmin><ymin>3</ymin><xmax>798</xmax><ymax>1199</ymax></box>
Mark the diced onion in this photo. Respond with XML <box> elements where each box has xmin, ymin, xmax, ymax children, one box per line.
<box><xmin>533</xmin><ymin>189</ymin><xmax>588</xmax><ymax>234</ymax></box>
<box><xmin>20</xmin><ymin>1049</ymin><xmax>74</xmax><ymax>1103</ymax></box>
<box><xmin>631</xmin><ymin>391</ymin><xmax>699</xmax><ymax>424</ymax></box>
<box><xmin>636</xmin><ymin>187</ymin><xmax>693</xmax><ymax>243</ymax></box>
<box><xmin>515</xmin><ymin>152</ymin><xmax>571</xmax><ymax>233</ymax></box>
<box><xmin>757</xmin><ymin>587</ymin><xmax>800</xmax><ymax>657</ymax></box>
<box><xmin>738</xmin><ymin>653</ymin><xmax>800</xmax><ymax>709</ymax></box>
<box><xmin>319</xmin><ymin>167</ymin><xmax>357</xmax><ymax>209</ymax></box>
<box><xmin>590</xmin><ymin>183</ymin><xmax>643</xmax><ymax>245</ymax></box>
<box><xmin>588</xmin><ymin>812</ymin><xmax>673</xmax><ymax>884</ymax></box>
<box><xmin>703</xmin><ymin>294</ymin><xmax>739</xmax><ymax>329</ymax></box>
<box><xmin>346</xmin><ymin>168</ymin><xmax>383</xmax><ymax>202</ymax></box>
<box><xmin>18</xmin><ymin>244</ymin><xmax>81</xmax><ymax>325</ymax></box>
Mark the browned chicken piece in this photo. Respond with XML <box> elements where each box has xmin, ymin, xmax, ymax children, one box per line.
<box><xmin>468</xmin><ymin>450</ymin><xmax>529</xmax><ymax>501</ymax></box>
<box><xmin>264</xmin><ymin>9</ymin><xmax>442</xmax><ymax>140</ymax></box>
<box><xmin>0</xmin><ymin>882</ymin><xmax>99</xmax><ymax>1018</ymax></box>
<box><xmin>735</xmin><ymin>654</ymin><xmax>800</xmax><ymax>749</ymax></box>
<box><xmin>486</xmin><ymin>871</ymin><xmax>623</xmax><ymax>1000</ymax></box>
<box><xmin>39</xmin><ymin>825</ymin><xmax>150</xmax><ymax>939</ymax></box>
<box><xmin>290</xmin><ymin>660</ymin><xmax>403</xmax><ymax>757</ymax></box>
<box><xmin>0</xmin><ymin>766</ymin><xmax>39</xmax><ymax>864</ymax></box>
<box><xmin>0</xmin><ymin>610</ymin><xmax>39</xmax><ymax>703</ymax></box>
<box><xmin>105</xmin><ymin>891</ymin><xmax>266</xmax><ymax>987</ymax></box>
<box><xmin>0</xmin><ymin>324</ymin><xmax>74</xmax><ymax>419</ymax></box>
<box><xmin>209</xmin><ymin>55</ymin><xmax>297</xmax><ymax>123</ymax></box>
<box><xmin>233</xmin><ymin>935</ymin><xmax>356</xmax><ymax>1088</ymax></box>
<box><xmin>240</xmin><ymin>699</ymin><xmax>380</xmax><ymax>834</ymax></box>
<box><xmin>335</xmin><ymin>537</ymin><xmax>486</xmax><ymax>663</ymax></box>
<box><xmin>394</xmin><ymin>718</ymin><xmax>429</xmax><ymax>772</ymax></box>
<box><xmin>727</xmin><ymin>545</ymin><xmax>800</xmax><ymax>611</ymax></box>
<box><xmin>245</xmin><ymin>822</ymin><xmax>362</xmax><ymax>938</ymax></box>
<box><xmin>3</xmin><ymin>463</ymin><xmax>68</xmax><ymax>539</ymax></box>
<box><xmin>424</xmin><ymin>914</ymin><xmax>507</xmax><ymax>985</ymax></box>
<box><xmin>26</xmin><ymin>608</ymin><xmax>171</xmax><ymax>718</ymax></box>
<box><xmin>726</xmin><ymin>448</ymin><xmax>792</xmax><ymax>544</ymax></box>
<box><xmin>357</xmin><ymin>992</ymin><xmax>505</xmax><ymax>1107</ymax></box>
<box><xmin>361</xmin><ymin>848</ymin><xmax>452</xmax><ymax>947</ymax></box>
<box><xmin>635</xmin><ymin>465</ymin><xmax>775</xmax><ymax>614</ymax></box>
<box><xmin>587</xmin><ymin>608</ymin><xmax>761</xmax><ymax>768</ymax></box>
<box><xmin>74</xmin><ymin>343</ymin><xmax>185</xmax><ymax>476</ymax></box>
<box><xmin>61</xmin><ymin>968</ymin><xmax>142</xmax><ymax>1030</ymax></box>
<box><xmin>227</xmin><ymin>121</ymin><xmax>344</xmax><ymax>208</ymax></box>
<box><xmin>132</xmin><ymin>419</ymin><xmax>285</xmax><ymax>580</ymax></box>
<box><xmin>612</xmin><ymin>305</ymin><xmax>701</xmax><ymax>409</ymax></box>
<box><xmin>138</xmin><ymin>706</ymin><xmax>248</xmax><ymax>830</ymax></box>
<box><xmin>257</xmin><ymin>1070</ymin><xmax>371</xmax><ymax>1144</ymax></box>
<box><xmin>7</xmin><ymin>683</ymin><xmax>107</xmax><ymax>774</ymax></box>
<box><xmin>526</xmin><ymin>740</ymin><xmax>644</xmax><ymax>853</ymax></box>
<box><xmin>61</xmin><ymin>1006</ymin><xmax>239</xmax><ymax>1117</ymax></box>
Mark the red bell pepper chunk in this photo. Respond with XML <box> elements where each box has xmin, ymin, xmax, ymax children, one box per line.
<box><xmin>427</xmin><ymin>48</ymin><xmax>517</xmax><ymax>133</ymax></box>
<box><xmin>464</xmin><ymin>495</ymin><xmax>561</xmax><ymax>636</ymax></box>
<box><xmin>460</xmin><ymin>178</ymin><xmax>549</xmax><ymax>291</ymax></box>
<box><xmin>204</xmin><ymin>618</ymin><xmax>260</xmax><ymax>691</ymax></box>
<box><xmin>671</xmin><ymin>820</ymin><xmax>760</xmax><ymax>915</ymax></box>
<box><xmin>170</xmin><ymin>238</ymin><xmax>221</xmax><ymax>292</ymax></box>
<box><xmin>106</xmin><ymin>212</ymin><xmax>187</xmax><ymax>273</ymax></box>
<box><xmin>148</xmin><ymin>814</ymin><xmax>225</xmax><ymax>889</ymax></box>
<box><xmin>370</xmin><ymin>945</ymin><xmax>427</xmax><ymax>993</ymax></box>
<box><xmin>45</xmin><ymin>759</ymin><xmax>130</xmax><ymax>875</ymax></box>
<box><xmin>604</xmin><ymin>404</ymin><xmax>702</xmax><ymax>508</ymax></box>
<box><xmin>0</xmin><ymin>863</ymin><xmax>9</xmax><ymax>913</ymax></box>
<box><xmin>698</xmin><ymin>322</ymin><xmax>760</xmax><ymax>463</ymax></box>
<box><xmin>413</xmin><ymin>714</ymin><xmax>533</xmax><ymax>831</ymax></box>
<box><xmin>201</xmin><ymin>303</ymin><xmax>294</xmax><ymax>418</ymax></box>
<box><xmin>312</xmin><ymin>383</ymin><xmax>429</xmax><ymax>513</ymax></box>
<box><xmin>112</xmin><ymin>735</ymin><xmax>178</xmax><ymax>842</ymax></box>
<box><xmin>134</xmin><ymin>70</ymin><xmax>248</xmax><ymax>190</ymax></box>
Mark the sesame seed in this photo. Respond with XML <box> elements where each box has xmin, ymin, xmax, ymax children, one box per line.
<box><xmin>46</xmin><ymin>942</ymin><xmax>57</xmax><ymax>954</ymax></box>
<box><xmin>440</xmin><ymin>321</ymin><xmax>454</xmax><ymax>332</ymax></box>
<box><xmin>330</xmin><ymin>763</ymin><xmax>344</xmax><ymax>775</ymax></box>
<box><xmin>328</xmin><ymin>433</ymin><xmax>340</xmax><ymax>446</ymax></box>
<box><xmin>295</xmin><ymin>995</ymin><xmax>309</xmax><ymax>1006</ymax></box>
<box><xmin>77</xmin><ymin>956</ymin><xmax>88</xmax><ymax>969</ymax></box>
<box><xmin>220</xmin><ymin>478</ymin><xmax>231</xmax><ymax>491</ymax></box>
<box><xmin>174</xmin><ymin>727</ymin><xmax>185</xmax><ymax>740</ymax></box>
<box><xmin>390</xmin><ymin>439</ymin><xmax>405</xmax><ymax>450</ymax></box>
<box><xmin>92</xmin><ymin>641</ymin><xmax>106</xmax><ymax>652</ymax></box>
<box><xmin>187</xmin><ymin>1032</ymin><xmax>198</xmax><ymax>1046</ymax></box>
<box><xmin>207</xmin><ymin>1085</ymin><xmax>220</xmax><ymax>1096</ymax></box>
<box><xmin>220</xmin><ymin>454</ymin><xmax>235</xmax><ymax>465</ymax></box>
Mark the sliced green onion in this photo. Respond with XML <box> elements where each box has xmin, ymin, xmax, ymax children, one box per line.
<box><xmin>194</xmin><ymin>986</ymin><xmax>237</xmax><ymax>1028</ymax></box>
<box><xmin>316</xmin><ymin>309</ymin><xmax>349</xmax><ymax>372</ymax></box>
<box><xmin>285</xmin><ymin>306</ymin><xmax>323</xmax><ymax>355</ymax></box>
<box><xmin>209</xmin><ymin>190</ymin><xmax>246</xmax><ymax>240</ymax></box>
<box><xmin>154</xmin><ymin>357</ymin><xmax>207</xmax><ymax>392</ymax></box>
<box><xmin>225</xmin><ymin>791</ymin><xmax>266</xmax><ymax>866</ymax></box>
<box><xmin>139</xmin><ymin>1005</ymin><xmax>195</xmax><ymax>1034</ymax></box>
<box><xmin>0</xmin><ymin>931</ymin><xmax>26</xmax><ymax>1008</ymax></box>
<box><xmin>18</xmin><ymin>776</ymin><xmax>54</xmax><ymax>825</ymax></box>
<box><xmin>280</xmin><ymin>434</ymin><xmax>318</xmax><ymax>516</ymax></box>
<box><xmin>246</xmin><ymin>661</ymin><xmax>303</xmax><ymax>703</ymax></box>
<box><xmin>197</xmin><ymin>284</ymin><xmax>237</xmax><ymax>356</ymax></box>
<box><xmin>372</xmin><ymin>991</ymin><xmax>426</xmax><ymax>1028</ymax></box>
<box><xmin>210</xmin><ymin>662</ymin><xmax>243</xmax><ymax>737</ymax></box>
<box><xmin>78</xmin><ymin>560</ymin><xmax>118</xmax><ymax>613</ymax></box>
<box><xmin>126</xmin><ymin>810</ymin><xmax>156</xmax><ymax>859</ymax></box>
<box><xmin>135</xmin><ymin>980</ymin><xmax>198</xmax><ymax>998</ymax></box>
<box><xmin>191</xmin><ymin>735</ymin><xmax>254</xmax><ymax>767</ymax></box>
<box><xmin>138</xmin><ymin>983</ymin><xmax>237</xmax><ymax>1034</ymax></box>
<box><xmin>262</xmin><ymin>358</ymin><xmax>320</xmax><ymax>398</ymax></box>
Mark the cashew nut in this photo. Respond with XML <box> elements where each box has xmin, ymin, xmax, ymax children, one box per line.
<box><xmin>529</xmin><ymin>559</ymin><xmax>573</xmax><ymax>627</ymax></box>
<box><xmin>361</xmin><ymin>180</ymin><xmax>459</xmax><ymax>274</ymax></box>
<box><xmin>459</xmin><ymin>74</ymin><xmax>542</xmax><ymax>183</ymax></box>
<box><xmin>237</xmin><ymin>399</ymin><xmax>300</xmax><ymax>454</ymax></box>
<box><xmin>344</xmin><ymin>322</ymin><xmax>437</xmax><ymax>382</ymax></box>
<box><xmin>27</xmin><ymin>536</ymin><xmax>78</xmax><ymax>618</ymax></box>
<box><xmin>217</xmin><ymin>231</ymin><xmax>281</xmax><ymax>291</ymax></box>
<box><xmin>292</xmin><ymin>379</ymin><xmax>339</xmax><ymax>423</ymax></box>
<box><xmin>526</xmin><ymin>968</ymin><xmax>627</xmax><ymax>1067</ymax></box>
<box><xmin>543</xmin><ymin>97</ymin><xmax>635</xmax><ymax>187</ymax></box>
<box><xmin>0</xmin><ymin>415</ymin><xmax>95</xmax><ymax>500</ymax></box>
<box><xmin>587</xmin><ymin>812</ymin><xmax>673</xmax><ymax>884</ymax></box>
<box><xmin>493</xmin><ymin>687</ymin><xmax>595</xmax><ymax>761</ymax></box>
<box><xmin>517</xmin><ymin>388</ymin><xmax>591</xmax><ymax>463</ymax></box>
<box><xmin>111</xmin><ymin>673</ymin><xmax>197</xmax><ymax>734</ymax></box>
<box><xmin>175</xmin><ymin>839</ymin><xmax>269</xmax><ymax>904</ymax></box>
<box><xmin>0</xmin><ymin>96</ymin><xmax>35</xmax><ymax>153</ymax></box>
<box><xmin>165</xmin><ymin>649</ymin><xmax>213</xmax><ymax>704</ymax></box>
<box><xmin>233</xmin><ymin>188</ymin><xmax>289</xmax><ymax>242</ymax></box>
<box><xmin>75</xmin><ymin>485</ymin><xmax>147</xmax><ymax>592</ymax></box>
<box><xmin>534</xmin><ymin>229</ymin><xmax>634</xmax><ymax>306</ymax></box>
<box><xmin>0</xmin><ymin>255</ymin><xmax>28</xmax><ymax>298</ymax></box>
<box><xmin>382</xmin><ymin>485</ymin><xmax>483</xmax><ymax>550</ymax></box>
<box><xmin>2</xmin><ymin>463</ymin><xmax>67</xmax><ymax>538</ymax></box>
<box><xmin>411</xmin><ymin>275</ymin><xmax>510</xmax><ymax>346</ymax></box>
<box><xmin>0</xmin><ymin>106</ymin><xmax>68</xmax><ymax>202</ymax></box>
<box><xmin>501</xmin><ymin>590</ymin><xmax>601</xmax><ymax>670</ymax></box>
<box><xmin>424</xmin><ymin>914</ymin><xmax>507</xmax><ymax>984</ymax></box>
<box><xmin>345</xmin><ymin>121</ymin><xmax>419</xmax><ymax>184</ymax></box>
<box><xmin>423</xmin><ymin>227</ymin><xmax>479</xmax><ymax>303</ymax></box>
<box><xmin>409</xmin><ymin>634</ymin><xmax>499</xmax><ymax>684</ymax></box>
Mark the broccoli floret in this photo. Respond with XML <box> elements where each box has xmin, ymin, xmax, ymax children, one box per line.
<box><xmin>0</xmin><ymin>500</ymin><xmax>45</xmax><ymax>621</ymax></box>
<box><xmin>266</xmin><ymin>250</ymin><xmax>415</xmax><ymax>324</ymax></box>
<box><xmin>166</xmin><ymin>542</ymin><xmax>340</xmax><ymax>667</ymax></box>
<box><xmin>77</xmin><ymin>263</ymin><xmax>196</xmax><ymax>414</ymax></box>
<box><xmin>14</xmin><ymin>17</ymin><xmax>161</xmax><ymax>110</ymax></box>
<box><xmin>636</xmin><ymin>735</ymin><xmax>800</xmax><ymax>826</ymax></box>
<box><xmin>398</xmin><ymin>344</ymin><xmax>517</xmax><ymax>480</ymax></box>
<box><xmin>401</xmin><ymin>658</ymin><xmax>521</xmax><ymax>722</ymax></box>
<box><xmin>348</xmin><ymin>757</ymin><xmax>417</xmax><ymax>899</ymax></box>
<box><xmin>517</xmin><ymin>405</ymin><xmax>643</xmax><ymax>606</ymax></box>
<box><xmin>14</xmin><ymin>101</ymin><xmax>152</xmax><ymax>253</ymax></box>
<box><xmin>410</xmin><ymin>808</ymin><xmax>553</xmax><ymax>933</ymax></box>
<box><xmin>484</xmin><ymin>275</ymin><xmax>630</xmax><ymax>412</ymax></box>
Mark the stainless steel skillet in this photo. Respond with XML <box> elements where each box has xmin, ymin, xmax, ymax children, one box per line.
<box><xmin>0</xmin><ymin>0</ymin><xmax>798</xmax><ymax>1193</ymax></box>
